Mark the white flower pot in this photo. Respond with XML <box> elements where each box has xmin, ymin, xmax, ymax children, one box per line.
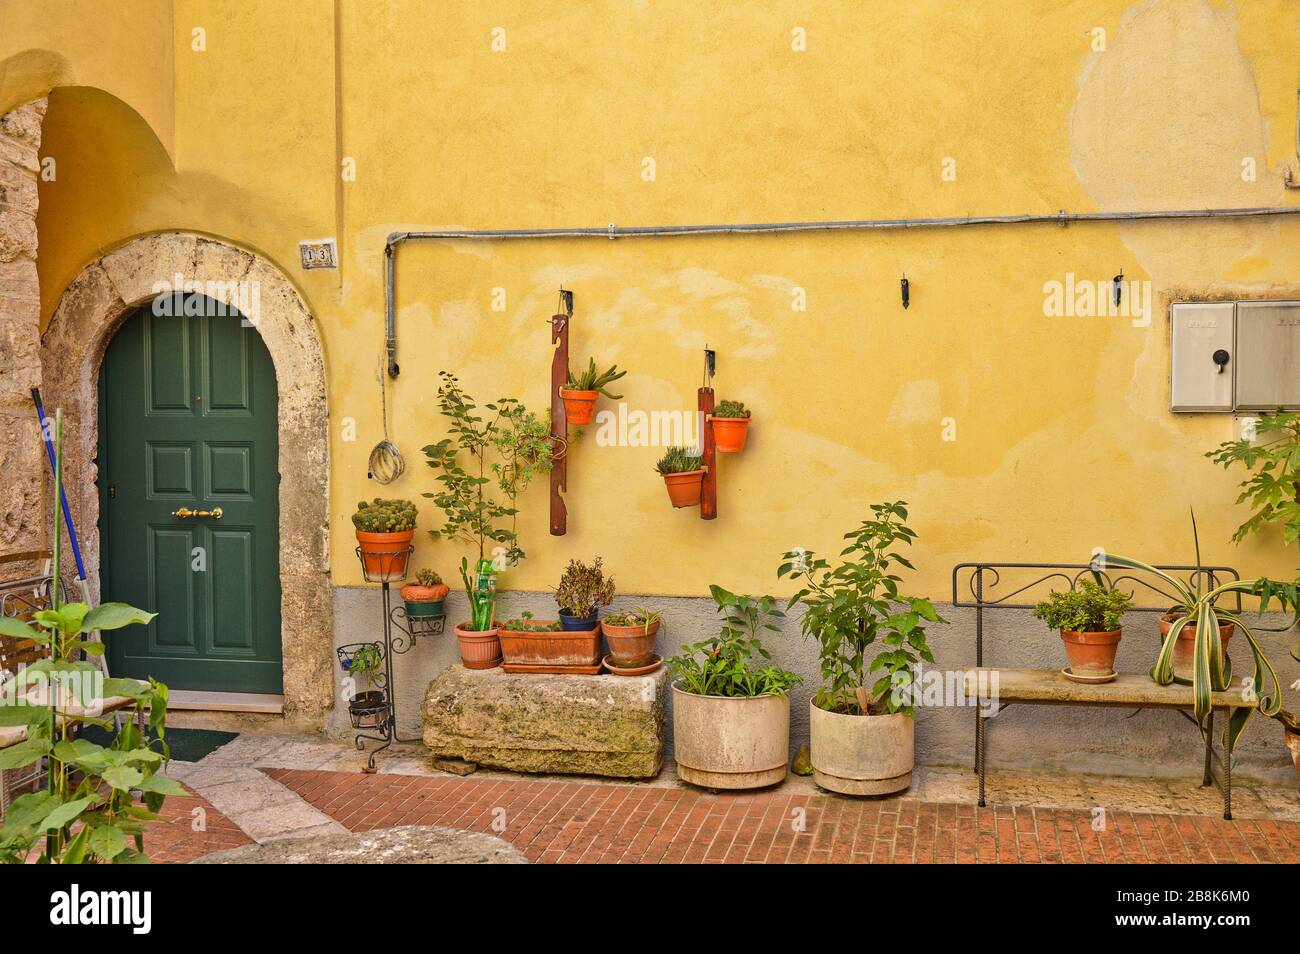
<box><xmin>809</xmin><ymin>700</ymin><xmax>914</xmax><ymax>795</ymax></box>
<box><xmin>672</xmin><ymin>684</ymin><xmax>789</xmax><ymax>790</ymax></box>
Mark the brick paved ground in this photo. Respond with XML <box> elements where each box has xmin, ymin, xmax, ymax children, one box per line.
<box><xmin>262</xmin><ymin>768</ymin><xmax>1300</xmax><ymax>864</ymax></box>
<box><xmin>143</xmin><ymin>787</ymin><xmax>254</xmax><ymax>863</ymax></box>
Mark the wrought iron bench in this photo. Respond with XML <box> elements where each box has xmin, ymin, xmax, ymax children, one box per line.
<box><xmin>952</xmin><ymin>561</ymin><xmax>1254</xmax><ymax>820</ymax></box>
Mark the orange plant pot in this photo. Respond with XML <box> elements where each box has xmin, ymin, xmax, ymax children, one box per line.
<box><xmin>1059</xmin><ymin>629</ymin><xmax>1121</xmax><ymax>675</ymax></box>
<box><xmin>662</xmin><ymin>469</ymin><xmax>705</xmax><ymax>508</ymax></box>
<box><xmin>355</xmin><ymin>530</ymin><xmax>413</xmax><ymax>579</ymax></box>
<box><xmin>711</xmin><ymin>416</ymin><xmax>750</xmax><ymax>453</ymax></box>
<box><xmin>498</xmin><ymin>623</ymin><xmax>602</xmax><ymax>667</ymax></box>
<box><xmin>1158</xmin><ymin>613</ymin><xmax>1234</xmax><ymax>680</ymax></box>
<box><xmin>454</xmin><ymin>622</ymin><xmax>502</xmax><ymax>670</ymax></box>
<box><xmin>601</xmin><ymin>618</ymin><xmax>661</xmax><ymax>668</ymax></box>
<box><xmin>559</xmin><ymin>388</ymin><xmax>598</xmax><ymax>426</ymax></box>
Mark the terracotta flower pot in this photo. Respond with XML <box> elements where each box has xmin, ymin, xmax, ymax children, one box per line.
<box><xmin>809</xmin><ymin>701</ymin><xmax>914</xmax><ymax>796</ymax></box>
<box><xmin>672</xmin><ymin>684</ymin><xmax>790</xmax><ymax>790</ymax></box>
<box><xmin>559</xmin><ymin>388</ymin><xmax>598</xmax><ymax>426</ymax></box>
<box><xmin>454</xmin><ymin>621</ymin><xmax>502</xmax><ymax>669</ymax></box>
<box><xmin>662</xmin><ymin>469</ymin><xmax>705</xmax><ymax>508</ymax></box>
<box><xmin>355</xmin><ymin>529</ymin><xmax>413</xmax><ymax>579</ymax></box>
<box><xmin>1284</xmin><ymin>727</ymin><xmax>1300</xmax><ymax>778</ymax></box>
<box><xmin>711</xmin><ymin>416</ymin><xmax>750</xmax><ymax>453</ymax></box>
<box><xmin>498</xmin><ymin>622</ymin><xmax>601</xmax><ymax>667</ymax></box>
<box><xmin>1059</xmin><ymin>629</ymin><xmax>1121</xmax><ymax>676</ymax></box>
<box><xmin>399</xmin><ymin>581</ymin><xmax>449</xmax><ymax>619</ymax></box>
<box><xmin>1158</xmin><ymin>613</ymin><xmax>1234</xmax><ymax>681</ymax></box>
<box><xmin>601</xmin><ymin>617</ymin><xmax>661</xmax><ymax>668</ymax></box>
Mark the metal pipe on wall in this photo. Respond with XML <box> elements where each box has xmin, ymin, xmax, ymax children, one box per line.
<box><xmin>382</xmin><ymin>203</ymin><xmax>1300</xmax><ymax>378</ymax></box>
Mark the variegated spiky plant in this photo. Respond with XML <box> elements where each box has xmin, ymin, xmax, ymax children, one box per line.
<box><xmin>1102</xmin><ymin>514</ymin><xmax>1287</xmax><ymax>751</ymax></box>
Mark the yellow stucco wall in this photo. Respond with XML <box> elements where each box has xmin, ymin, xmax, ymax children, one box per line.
<box><xmin>8</xmin><ymin>0</ymin><xmax>1300</xmax><ymax>598</ymax></box>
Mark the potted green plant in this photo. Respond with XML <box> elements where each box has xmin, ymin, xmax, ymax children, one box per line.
<box><xmin>497</xmin><ymin>610</ymin><xmax>603</xmax><ymax>668</ymax></box>
<box><xmin>1032</xmin><ymin>580</ymin><xmax>1133</xmax><ymax>683</ymax></box>
<box><xmin>559</xmin><ymin>357</ymin><xmax>625</xmax><ymax>426</ymax></box>
<box><xmin>352</xmin><ymin>498</ymin><xmax>417</xmax><ymax>579</ymax></box>
<box><xmin>656</xmin><ymin>445</ymin><xmax>705</xmax><ymax>508</ymax></box>
<box><xmin>667</xmin><ymin>586</ymin><xmax>800</xmax><ymax>790</ymax></box>
<box><xmin>779</xmin><ymin>501</ymin><xmax>946</xmax><ymax>796</ymax></box>
<box><xmin>1103</xmin><ymin>516</ymin><xmax>1285</xmax><ymax>754</ymax></box>
<box><xmin>1207</xmin><ymin>409</ymin><xmax>1300</xmax><ymax>662</ymax></box>
<box><xmin>424</xmin><ymin>373</ymin><xmax>554</xmax><ymax>669</ymax></box>
<box><xmin>601</xmin><ymin>607</ymin><xmax>662</xmax><ymax>669</ymax></box>
<box><xmin>0</xmin><ymin>408</ymin><xmax>181</xmax><ymax>864</ymax></box>
<box><xmin>400</xmin><ymin>568</ymin><xmax>449</xmax><ymax>620</ymax></box>
<box><xmin>554</xmin><ymin>557</ymin><xmax>615</xmax><ymax>630</ymax></box>
<box><xmin>340</xmin><ymin>643</ymin><xmax>386</xmax><ymax>728</ymax></box>
<box><xmin>711</xmin><ymin>398</ymin><xmax>751</xmax><ymax>453</ymax></box>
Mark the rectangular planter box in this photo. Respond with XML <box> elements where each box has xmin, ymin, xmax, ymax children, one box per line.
<box><xmin>498</xmin><ymin>622</ymin><xmax>601</xmax><ymax>667</ymax></box>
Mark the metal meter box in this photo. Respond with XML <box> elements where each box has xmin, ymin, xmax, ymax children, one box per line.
<box><xmin>1234</xmin><ymin>301</ymin><xmax>1300</xmax><ymax>411</ymax></box>
<box><xmin>1170</xmin><ymin>302</ymin><xmax>1234</xmax><ymax>412</ymax></box>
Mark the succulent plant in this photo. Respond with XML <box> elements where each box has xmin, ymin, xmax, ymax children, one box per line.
<box><xmin>414</xmin><ymin>568</ymin><xmax>443</xmax><ymax>587</ymax></box>
<box><xmin>352</xmin><ymin>498</ymin><xmax>417</xmax><ymax>533</ymax></box>
<box><xmin>554</xmin><ymin>557</ymin><xmax>616</xmax><ymax>617</ymax></box>
<box><xmin>655</xmin><ymin>445</ymin><xmax>701</xmax><ymax>475</ymax></box>
<box><xmin>714</xmin><ymin>399</ymin><xmax>751</xmax><ymax>419</ymax></box>
<box><xmin>603</xmin><ymin>607</ymin><xmax>662</xmax><ymax>630</ymax></box>
<box><xmin>566</xmin><ymin>357</ymin><xmax>626</xmax><ymax>398</ymax></box>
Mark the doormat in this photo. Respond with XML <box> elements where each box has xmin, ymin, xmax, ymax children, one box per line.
<box><xmin>78</xmin><ymin>726</ymin><xmax>240</xmax><ymax>763</ymax></box>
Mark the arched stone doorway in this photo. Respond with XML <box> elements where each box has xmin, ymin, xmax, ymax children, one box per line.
<box><xmin>41</xmin><ymin>231</ymin><xmax>331</xmax><ymax>719</ymax></box>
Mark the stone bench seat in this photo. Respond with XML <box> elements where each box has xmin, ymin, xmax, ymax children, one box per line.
<box><xmin>962</xmin><ymin>668</ymin><xmax>1259</xmax><ymax>709</ymax></box>
<box><xmin>0</xmin><ymin>684</ymin><xmax>148</xmax><ymax>749</ymax></box>
<box><xmin>422</xmin><ymin>665</ymin><xmax>667</xmax><ymax>778</ymax></box>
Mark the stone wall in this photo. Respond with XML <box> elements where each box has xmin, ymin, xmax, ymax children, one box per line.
<box><xmin>0</xmin><ymin>99</ymin><xmax>46</xmax><ymax>569</ymax></box>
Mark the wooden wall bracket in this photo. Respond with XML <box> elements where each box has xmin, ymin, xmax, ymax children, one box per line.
<box><xmin>549</xmin><ymin>290</ymin><xmax>572</xmax><ymax>535</ymax></box>
<box><xmin>698</xmin><ymin>385</ymin><xmax>717</xmax><ymax>520</ymax></box>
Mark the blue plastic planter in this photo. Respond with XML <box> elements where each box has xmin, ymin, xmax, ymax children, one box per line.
<box><xmin>558</xmin><ymin>610</ymin><xmax>599</xmax><ymax>631</ymax></box>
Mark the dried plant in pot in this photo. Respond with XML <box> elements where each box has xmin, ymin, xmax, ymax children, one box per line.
<box><xmin>559</xmin><ymin>357</ymin><xmax>625</xmax><ymax>426</ymax></box>
<box><xmin>667</xmin><ymin>587</ymin><xmax>800</xmax><ymax>790</ymax></box>
<box><xmin>780</xmin><ymin>501</ymin><xmax>947</xmax><ymax>796</ymax></box>
<box><xmin>352</xmin><ymin>498</ymin><xmax>416</xmax><ymax>579</ymax></box>
<box><xmin>554</xmin><ymin>557</ymin><xmax>615</xmax><ymax>630</ymax></box>
<box><xmin>656</xmin><ymin>445</ymin><xmax>705</xmax><ymax>508</ymax></box>
<box><xmin>1277</xmin><ymin>710</ymin><xmax>1300</xmax><ymax>777</ymax></box>
<box><xmin>399</xmin><ymin>568</ymin><xmax>449</xmax><ymax>619</ymax></box>
<box><xmin>1032</xmin><ymin>579</ymin><xmax>1133</xmax><ymax>683</ymax></box>
<box><xmin>601</xmin><ymin>607</ymin><xmax>662</xmax><ymax>668</ymax></box>
<box><xmin>711</xmin><ymin>399</ymin><xmax>751</xmax><ymax>453</ymax></box>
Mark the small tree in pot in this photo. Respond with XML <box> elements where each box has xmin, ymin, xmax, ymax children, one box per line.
<box><xmin>553</xmin><ymin>557</ymin><xmax>615</xmax><ymax>630</ymax></box>
<box><xmin>667</xmin><ymin>586</ymin><xmax>800</xmax><ymax>790</ymax></box>
<box><xmin>1032</xmin><ymin>580</ymin><xmax>1133</xmax><ymax>683</ymax></box>
<box><xmin>779</xmin><ymin>501</ymin><xmax>946</xmax><ymax>796</ymax></box>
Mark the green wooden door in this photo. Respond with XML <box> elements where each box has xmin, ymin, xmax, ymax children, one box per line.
<box><xmin>99</xmin><ymin>299</ymin><xmax>282</xmax><ymax>693</ymax></box>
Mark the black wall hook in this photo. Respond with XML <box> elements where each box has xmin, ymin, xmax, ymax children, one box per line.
<box><xmin>900</xmin><ymin>274</ymin><xmax>910</xmax><ymax>310</ymax></box>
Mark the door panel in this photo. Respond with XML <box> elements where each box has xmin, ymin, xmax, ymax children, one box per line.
<box><xmin>101</xmin><ymin>299</ymin><xmax>282</xmax><ymax>692</ymax></box>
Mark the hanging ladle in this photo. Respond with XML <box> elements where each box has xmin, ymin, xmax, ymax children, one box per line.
<box><xmin>368</xmin><ymin>351</ymin><xmax>404</xmax><ymax>483</ymax></box>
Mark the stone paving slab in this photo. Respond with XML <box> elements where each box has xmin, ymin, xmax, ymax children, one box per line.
<box><xmin>193</xmin><ymin>824</ymin><xmax>527</xmax><ymax>864</ymax></box>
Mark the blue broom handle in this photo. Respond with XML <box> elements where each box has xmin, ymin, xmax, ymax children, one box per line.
<box><xmin>31</xmin><ymin>389</ymin><xmax>87</xmax><ymax>581</ymax></box>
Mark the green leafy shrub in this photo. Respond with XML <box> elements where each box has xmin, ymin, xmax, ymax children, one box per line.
<box><xmin>346</xmin><ymin>644</ymin><xmax>385</xmax><ymax>695</ymax></box>
<box><xmin>779</xmin><ymin>501</ymin><xmax>946</xmax><ymax>716</ymax></box>
<box><xmin>655</xmin><ymin>445</ymin><xmax>701</xmax><ymax>475</ymax></box>
<box><xmin>666</xmin><ymin>586</ymin><xmax>801</xmax><ymax>697</ymax></box>
<box><xmin>554</xmin><ymin>557</ymin><xmax>615</xmax><ymax>617</ymax></box>
<box><xmin>1032</xmin><ymin>580</ymin><xmax>1133</xmax><ymax>632</ymax></box>
<box><xmin>352</xmin><ymin>498</ymin><xmax>416</xmax><ymax>533</ymax></box>
<box><xmin>714</xmin><ymin>399</ymin><xmax>750</xmax><ymax>419</ymax></box>
<box><xmin>566</xmin><ymin>357</ymin><xmax>626</xmax><ymax>398</ymax></box>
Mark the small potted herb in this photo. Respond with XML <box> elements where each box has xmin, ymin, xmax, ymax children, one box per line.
<box><xmin>352</xmin><ymin>498</ymin><xmax>416</xmax><ymax>579</ymax></box>
<box><xmin>601</xmin><ymin>607</ymin><xmax>662</xmax><ymax>668</ymax></box>
<box><xmin>340</xmin><ymin>643</ymin><xmax>387</xmax><ymax>728</ymax></box>
<box><xmin>400</xmin><ymin>568</ymin><xmax>449</xmax><ymax>620</ymax></box>
<box><xmin>498</xmin><ymin>610</ymin><xmax>603</xmax><ymax>668</ymax></box>
<box><xmin>668</xmin><ymin>587</ymin><xmax>800</xmax><ymax>790</ymax></box>
<box><xmin>559</xmin><ymin>357</ymin><xmax>626</xmax><ymax>425</ymax></box>
<box><xmin>1033</xmin><ymin>579</ymin><xmax>1133</xmax><ymax>683</ymax></box>
<box><xmin>554</xmin><ymin>557</ymin><xmax>615</xmax><ymax>630</ymax></box>
<box><xmin>656</xmin><ymin>445</ymin><xmax>705</xmax><ymax>508</ymax></box>
<box><xmin>711</xmin><ymin>399</ymin><xmax>751</xmax><ymax>453</ymax></box>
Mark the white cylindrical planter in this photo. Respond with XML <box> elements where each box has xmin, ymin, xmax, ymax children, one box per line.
<box><xmin>809</xmin><ymin>700</ymin><xmax>914</xmax><ymax>795</ymax></box>
<box><xmin>672</xmin><ymin>684</ymin><xmax>790</xmax><ymax>790</ymax></box>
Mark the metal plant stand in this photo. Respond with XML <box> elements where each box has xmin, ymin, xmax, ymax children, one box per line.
<box><xmin>348</xmin><ymin>546</ymin><xmax>445</xmax><ymax>772</ymax></box>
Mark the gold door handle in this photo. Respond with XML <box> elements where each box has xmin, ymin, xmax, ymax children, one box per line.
<box><xmin>171</xmin><ymin>507</ymin><xmax>223</xmax><ymax>520</ymax></box>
